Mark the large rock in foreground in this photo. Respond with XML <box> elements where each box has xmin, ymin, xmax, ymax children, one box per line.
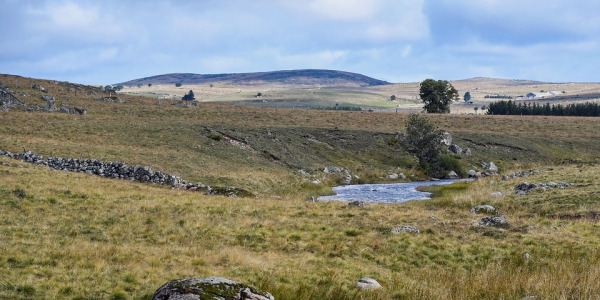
<box><xmin>152</xmin><ymin>277</ymin><xmax>274</xmax><ymax>300</ymax></box>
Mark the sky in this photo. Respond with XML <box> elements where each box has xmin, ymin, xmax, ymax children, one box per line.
<box><xmin>1</xmin><ymin>0</ymin><xmax>599</xmax><ymax>85</ymax></box>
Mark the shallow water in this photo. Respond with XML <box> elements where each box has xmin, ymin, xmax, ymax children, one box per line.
<box><xmin>317</xmin><ymin>179</ymin><xmax>471</xmax><ymax>204</ymax></box>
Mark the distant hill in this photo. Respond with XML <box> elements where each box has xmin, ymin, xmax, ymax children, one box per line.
<box><xmin>117</xmin><ymin>69</ymin><xmax>389</xmax><ymax>88</ymax></box>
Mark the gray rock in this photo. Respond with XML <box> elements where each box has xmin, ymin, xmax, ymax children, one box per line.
<box><xmin>348</xmin><ymin>200</ymin><xmax>366</xmax><ymax>208</ymax></box>
<box><xmin>467</xmin><ymin>170</ymin><xmax>477</xmax><ymax>177</ymax></box>
<box><xmin>469</xmin><ymin>205</ymin><xmax>499</xmax><ymax>215</ymax></box>
<box><xmin>31</xmin><ymin>84</ymin><xmax>47</xmax><ymax>92</ymax></box>
<box><xmin>356</xmin><ymin>277</ymin><xmax>382</xmax><ymax>290</ymax></box>
<box><xmin>490</xmin><ymin>192</ymin><xmax>503</xmax><ymax>198</ymax></box>
<box><xmin>391</xmin><ymin>225</ymin><xmax>419</xmax><ymax>234</ymax></box>
<box><xmin>485</xmin><ymin>161</ymin><xmax>498</xmax><ymax>173</ymax></box>
<box><xmin>439</xmin><ymin>131</ymin><xmax>452</xmax><ymax>147</ymax></box>
<box><xmin>463</xmin><ymin>148</ymin><xmax>472</xmax><ymax>155</ymax></box>
<box><xmin>323</xmin><ymin>166</ymin><xmax>342</xmax><ymax>174</ymax></box>
<box><xmin>479</xmin><ymin>216</ymin><xmax>509</xmax><ymax>227</ymax></box>
<box><xmin>152</xmin><ymin>276</ymin><xmax>274</xmax><ymax>300</ymax></box>
<box><xmin>446</xmin><ymin>171</ymin><xmax>459</xmax><ymax>179</ymax></box>
<box><xmin>523</xmin><ymin>253</ymin><xmax>531</xmax><ymax>261</ymax></box>
<box><xmin>501</xmin><ymin>175</ymin><xmax>509</xmax><ymax>181</ymax></box>
<box><xmin>41</xmin><ymin>95</ymin><xmax>57</xmax><ymax>111</ymax></box>
<box><xmin>449</xmin><ymin>144</ymin><xmax>462</xmax><ymax>155</ymax></box>
<box><xmin>386</xmin><ymin>173</ymin><xmax>399</xmax><ymax>179</ymax></box>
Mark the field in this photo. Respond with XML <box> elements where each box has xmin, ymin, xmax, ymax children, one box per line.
<box><xmin>1</xmin><ymin>74</ymin><xmax>600</xmax><ymax>299</ymax></box>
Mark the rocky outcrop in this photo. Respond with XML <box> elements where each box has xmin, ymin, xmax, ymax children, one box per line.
<box><xmin>449</xmin><ymin>144</ymin><xmax>462</xmax><ymax>155</ymax></box>
<box><xmin>152</xmin><ymin>277</ymin><xmax>274</xmax><ymax>300</ymax></box>
<box><xmin>514</xmin><ymin>181</ymin><xmax>573</xmax><ymax>195</ymax></box>
<box><xmin>0</xmin><ymin>88</ymin><xmax>27</xmax><ymax>111</ymax></box>
<box><xmin>0</xmin><ymin>149</ymin><xmax>253</xmax><ymax>197</ymax></box>
<box><xmin>469</xmin><ymin>205</ymin><xmax>500</xmax><ymax>216</ymax></box>
<box><xmin>41</xmin><ymin>95</ymin><xmax>57</xmax><ymax>111</ymax></box>
<box><xmin>356</xmin><ymin>277</ymin><xmax>382</xmax><ymax>290</ymax></box>
<box><xmin>348</xmin><ymin>200</ymin><xmax>366</xmax><ymax>208</ymax></box>
<box><xmin>391</xmin><ymin>225</ymin><xmax>420</xmax><ymax>234</ymax></box>
<box><xmin>440</xmin><ymin>131</ymin><xmax>452</xmax><ymax>147</ymax></box>
<box><xmin>479</xmin><ymin>216</ymin><xmax>509</xmax><ymax>227</ymax></box>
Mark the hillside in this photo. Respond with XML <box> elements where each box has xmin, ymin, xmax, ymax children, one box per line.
<box><xmin>117</xmin><ymin>69</ymin><xmax>389</xmax><ymax>88</ymax></box>
<box><xmin>1</xmin><ymin>73</ymin><xmax>600</xmax><ymax>299</ymax></box>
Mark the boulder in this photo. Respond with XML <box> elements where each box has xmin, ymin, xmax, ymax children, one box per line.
<box><xmin>31</xmin><ymin>84</ymin><xmax>47</xmax><ymax>92</ymax></box>
<box><xmin>152</xmin><ymin>277</ymin><xmax>274</xmax><ymax>300</ymax></box>
<box><xmin>323</xmin><ymin>166</ymin><xmax>342</xmax><ymax>174</ymax></box>
<box><xmin>348</xmin><ymin>200</ymin><xmax>366</xmax><ymax>208</ymax></box>
<box><xmin>467</xmin><ymin>170</ymin><xmax>477</xmax><ymax>177</ymax></box>
<box><xmin>469</xmin><ymin>205</ymin><xmax>499</xmax><ymax>215</ymax></box>
<box><xmin>391</xmin><ymin>225</ymin><xmax>419</xmax><ymax>234</ymax></box>
<box><xmin>445</xmin><ymin>171</ymin><xmax>459</xmax><ymax>179</ymax></box>
<box><xmin>490</xmin><ymin>192</ymin><xmax>504</xmax><ymax>198</ymax></box>
<box><xmin>479</xmin><ymin>216</ymin><xmax>509</xmax><ymax>227</ymax></box>
<box><xmin>483</xmin><ymin>161</ymin><xmax>498</xmax><ymax>173</ymax></box>
<box><xmin>449</xmin><ymin>144</ymin><xmax>462</xmax><ymax>155</ymax></box>
<box><xmin>356</xmin><ymin>277</ymin><xmax>382</xmax><ymax>290</ymax></box>
<box><xmin>440</xmin><ymin>131</ymin><xmax>452</xmax><ymax>147</ymax></box>
<box><xmin>463</xmin><ymin>148</ymin><xmax>472</xmax><ymax>155</ymax></box>
<box><xmin>386</xmin><ymin>173</ymin><xmax>399</xmax><ymax>179</ymax></box>
<box><xmin>41</xmin><ymin>95</ymin><xmax>57</xmax><ymax>111</ymax></box>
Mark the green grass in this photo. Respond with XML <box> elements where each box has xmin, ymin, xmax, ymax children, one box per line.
<box><xmin>1</xmin><ymin>74</ymin><xmax>600</xmax><ymax>299</ymax></box>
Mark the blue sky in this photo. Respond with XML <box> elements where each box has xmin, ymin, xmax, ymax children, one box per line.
<box><xmin>1</xmin><ymin>0</ymin><xmax>598</xmax><ymax>84</ymax></box>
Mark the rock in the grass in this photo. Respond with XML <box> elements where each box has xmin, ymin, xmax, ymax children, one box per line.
<box><xmin>467</xmin><ymin>170</ymin><xmax>477</xmax><ymax>177</ymax></box>
<box><xmin>356</xmin><ymin>277</ymin><xmax>382</xmax><ymax>290</ymax></box>
<box><xmin>449</xmin><ymin>144</ymin><xmax>462</xmax><ymax>155</ymax></box>
<box><xmin>323</xmin><ymin>166</ymin><xmax>342</xmax><ymax>174</ymax></box>
<box><xmin>523</xmin><ymin>253</ymin><xmax>532</xmax><ymax>261</ymax></box>
<box><xmin>490</xmin><ymin>192</ymin><xmax>504</xmax><ymax>198</ymax></box>
<box><xmin>152</xmin><ymin>277</ymin><xmax>274</xmax><ymax>300</ymax></box>
<box><xmin>386</xmin><ymin>173</ymin><xmax>399</xmax><ymax>179</ymax></box>
<box><xmin>469</xmin><ymin>205</ymin><xmax>499</xmax><ymax>216</ymax></box>
<box><xmin>391</xmin><ymin>225</ymin><xmax>419</xmax><ymax>234</ymax></box>
<box><xmin>521</xmin><ymin>296</ymin><xmax>537</xmax><ymax>300</ymax></box>
<box><xmin>348</xmin><ymin>200</ymin><xmax>366</xmax><ymax>208</ymax></box>
<box><xmin>439</xmin><ymin>131</ymin><xmax>452</xmax><ymax>147</ymax></box>
<box><xmin>41</xmin><ymin>95</ymin><xmax>57</xmax><ymax>111</ymax></box>
<box><xmin>463</xmin><ymin>148</ymin><xmax>472</xmax><ymax>155</ymax></box>
<box><xmin>501</xmin><ymin>175</ymin><xmax>509</xmax><ymax>181</ymax></box>
<box><xmin>479</xmin><ymin>216</ymin><xmax>509</xmax><ymax>227</ymax></box>
<box><xmin>484</xmin><ymin>161</ymin><xmax>498</xmax><ymax>173</ymax></box>
<box><xmin>446</xmin><ymin>171</ymin><xmax>459</xmax><ymax>179</ymax></box>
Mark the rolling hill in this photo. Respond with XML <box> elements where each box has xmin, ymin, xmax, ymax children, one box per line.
<box><xmin>117</xmin><ymin>69</ymin><xmax>389</xmax><ymax>88</ymax></box>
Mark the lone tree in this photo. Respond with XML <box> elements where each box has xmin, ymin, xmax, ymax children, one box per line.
<box><xmin>463</xmin><ymin>91</ymin><xmax>471</xmax><ymax>102</ymax></box>
<box><xmin>390</xmin><ymin>95</ymin><xmax>396</xmax><ymax>101</ymax></box>
<box><xmin>404</xmin><ymin>114</ymin><xmax>464</xmax><ymax>177</ymax></box>
<box><xmin>419</xmin><ymin>79</ymin><xmax>458</xmax><ymax>113</ymax></box>
<box><xmin>182</xmin><ymin>90</ymin><xmax>195</xmax><ymax>101</ymax></box>
<box><xmin>175</xmin><ymin>83</ymin><xmax>182</xmax><ymax>87</ymax></box>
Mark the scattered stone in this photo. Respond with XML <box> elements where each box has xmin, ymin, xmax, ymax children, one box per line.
<box><xmin>552</xmin><ymin>225</ymin><xmax>559</xmax><ymax>230</ymax></box>
<box><xmin>323</xmin><ymin>166</ymin><xmax>342</xmax><ymax>174</ymax></box>
<box><xmin>482</xmin><ymin>161</ymin><xmax>498</xmax><ymax>173</ymax></box>
<box><xmin>501</xmin><ymin>175</ymin><xmax>509</xmax><ymax>181</ymax></box>
<box><xmin>386</xmin><ymin>173</ymin><xmax>399</xmax><ymax>179</ymax></box>
<box><xmin>521</xmin><ymin>296</ymin><xmax>537</xmax><ymax>300</ymax></box>
<box><xmin>463</xmin><ymin>148</ymin><xmax>472</xmax><ymax>155</ymax></box>
<box><xmin>449</xmin><ymin>144</ymin><xmax>462</xmax><ymax>155</ymax></box>
<box><xmin>479</xmin><ymin>216</ymin><xmax>509</xmax><ymax>227</ymax></box>
<box><xmin>31</xmin><ymin>84</ymin><xmax>47</xmax><ymax>92</ymax></box>
<box><xmin>469</xmin><ymin>205</ymin><xmax>500</xmax><ymax>216</ymax></box>
<box><xmin>490</xmin><ymin>192</ymin><xmax>503</xmax><ymax>198</ymax></box>
<box><xmin>348</xmin><ymin>200</ymin><xmax>366</xmax><ymax>208</ymax></box>
<box><xmin>523</xmin><ymin>253</ymin><xmax>532</xmax><ymax>261</ymax></box>
<box><xmin>41</xmin><ymin>95</ymin><xmax>57</xmax><ymax>111</ymax></box>
<box><xmin>312</xmin><ymin>179</ymin><xmax>322</xmax><ymax>184</ymax></box>
<box><xmin>356</xmin><ymin>277</ymin><xmax>382</xmax><ymax>290</ymax></box>
<box><xmin>514</xmin><ymin>181</ymin><xmax>573</xmax><ymax>195</ymax></box>
<box><xmin>152</xmin><ymin>277</ymin><xmax>274</xmax><ymax>300</ymax></box>
<box><xmin>439</xmin><ymin>131</ymin><xmax>452</xmax><ymax>147</ymax></box>
<box><xmin>446</xmin><ymin>171</ymin><xmax>459</xmax><ymax>179</ymax></box>
<box><xmin>467</xmin><ymin>170</ymin><xmax>477</xmax><ymax>177</ymax></box>
<box><xmin>391</xmin><ymin>225</ymin><xmax>419</xmax><ymax>234</ymax></box>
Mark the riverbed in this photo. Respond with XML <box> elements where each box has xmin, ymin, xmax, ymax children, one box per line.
<box><xmin>317</xmin><ymin>179</ymin><xmax>471</xmax><ymax>204</ymax></box>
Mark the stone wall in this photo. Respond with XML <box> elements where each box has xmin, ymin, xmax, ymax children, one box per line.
<box><xmin>0</xmin><ymin>149</ymin><xmax>253</xmax><ymax>197</ymax></box>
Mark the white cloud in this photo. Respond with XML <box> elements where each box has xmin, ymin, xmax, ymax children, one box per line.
<box><xmin>306</xmin><ymin>0</ymin><xmax>384</xmax><ymax>21</ymax></box>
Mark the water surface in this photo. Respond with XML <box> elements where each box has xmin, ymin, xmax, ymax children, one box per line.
<box><xmin>318</xmin><ymin>179</ymin><xmax>470</xmax><ymax>204</ymax></box>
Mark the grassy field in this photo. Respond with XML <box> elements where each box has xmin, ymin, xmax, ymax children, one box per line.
<box><xmin>1</xmin><ymin>74</ymin><xmax>600</xmax><ymax>299</ymax></box>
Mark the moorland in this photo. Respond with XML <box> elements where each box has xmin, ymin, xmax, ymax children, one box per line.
<box><xmin>0</xmin><ymin>71</ymin><xmax>599</xmax><ymax>299</ymax></box>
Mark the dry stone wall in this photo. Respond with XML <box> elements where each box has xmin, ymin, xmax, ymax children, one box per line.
<box><xmin>0</xmin><ymin>149</ymin><xmax>253</xmax><ymax>197</ymax></box>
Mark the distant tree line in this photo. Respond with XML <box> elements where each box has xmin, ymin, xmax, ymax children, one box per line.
<box><xmin>486</xmin><ymin>100</ymin><xmax>600</xmax><ymax>117</ymax></box>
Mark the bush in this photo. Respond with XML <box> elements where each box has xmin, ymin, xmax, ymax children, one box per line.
<box><xmin>206</xmin><ymin>133</ymin><xmax>222</xmax><ymax>141</ymax></box>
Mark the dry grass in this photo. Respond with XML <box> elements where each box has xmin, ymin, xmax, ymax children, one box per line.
<box><xmin>1</xmin><ymin>158</ymin><xmax>600</xmax><ymax>299</ymax></box>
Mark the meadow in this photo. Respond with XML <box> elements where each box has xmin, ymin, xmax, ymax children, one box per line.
<box><xmin>1</xmin><ymin>74</ymin><xmax>600</xmax><ymax>299</ymax></box>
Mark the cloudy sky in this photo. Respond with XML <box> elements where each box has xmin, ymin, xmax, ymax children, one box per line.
<box><xmin>1</xmin><ymin>0</ymin><xmax>598</xmax><ymax>85</ymax></box>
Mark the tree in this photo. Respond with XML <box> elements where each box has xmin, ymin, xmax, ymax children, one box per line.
<box><xmin>419</xmin><ymin>79</ymin><xmax>458</xmax><ymax>113</ymax></box>
<box><xmin>182</xmin><ymin>90</ymin><xmax>195</xmax><ymax>101</ymax></box>
<box><xmin>148</xmin><ymin>83</ymin><xmax>152</xmax><ymax>87</ymax></box>
<box><xmin>404</xmin><ymin>114</ymin><xmax>443</xmax><ymax>173</ymax></box>
<box><xmin>175</xmin><ymin>83</ymin><xmax>182</xmax><ymax>87</ymax></box>
<box><xmin>481</xmin><ymin>105</ymin><xmax>486</xmax><ymax>111</ymax></box>
<box><xmin>474</xmin><ymin>106</ymin><xmax>479</xmax><ymax>114</ymax></box>
<box><xmin>390</xmin><ymin>95</ymin><xmax>396</xmax><ymax>101</ymax></box>
<box><xmin>463</xmin><ymin>91</ymin><xmax>471</xmax><ymax>102</ymax></box>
